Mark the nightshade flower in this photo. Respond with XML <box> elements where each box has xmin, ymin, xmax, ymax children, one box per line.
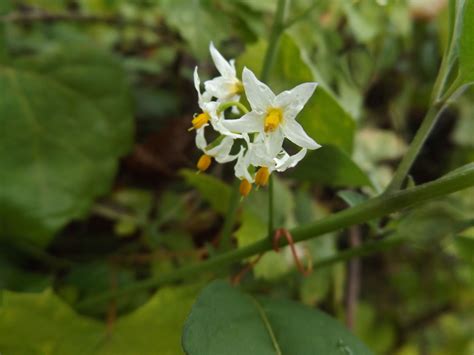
<box><xmin>195</xmin><ymin>125</ymin><xmax>237</xmax><ymax>172</ymax></box>
<box><xmin>204</xmin><ymin>43</ymin><xmax>243</xmax><ymax>102</ymax></box>
<box><xmin>192</xmin><ymin>68</ymin><xmax>241</xmax><ymax>138</ymax></box>
<box><xmin>224</xmin><ymin>67</ymin><xmax>321</xmax><ymax>157</ymax></box>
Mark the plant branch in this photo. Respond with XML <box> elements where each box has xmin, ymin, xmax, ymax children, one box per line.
<box><xmin>77</xmin><ymin>165</ymin><xmax>474</xmax><ymax>309</ymax></box>
<box><xmin>384</xmin><ymin>102</ymin><xmax>448</xmax><ymax>193</ymax></box>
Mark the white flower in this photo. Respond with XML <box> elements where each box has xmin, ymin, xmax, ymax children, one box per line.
<box><xmin>192</xmin><ymin>67</ymin><xmax>240</xmax><ymax>138</ymax></box>
<box><xmin>204</xmin><ymin>42</ymin><xmax>243</xmax><ymax>102</ymax></box>
<box><xmin>195</xmin><ymin>126</ymin><xmax>237</xmax><ymax>164</ymax></box>
<box><xmin>224</xmin><ymin>67</ymin><xmax>321</xmax><ymax>157</ymax></box>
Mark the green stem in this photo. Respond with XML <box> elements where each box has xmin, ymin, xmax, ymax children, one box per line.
<box><xmin>384</xmin><ymin>102</ymin><xmax>448</xmax><ymax>194</ymax></box>
<box><xmin>77</xmin><ymin>165</ymin><xmax>474</xmax><ymax>309</ymax></box>
<box><xmin>217</xmin><ymin>101</ymin><xmax>249</xmax><ymax>115</ymax></box>
<box><xmin>260</xmin><ymin>0</ymin><xmax>288</xmax><ymax>82</ymax></box>
<box><xmin>268</xmin><ymin>175</ymin><xmax>274</xmax><ymax>237</ymax></box>
<box><xmin>260</xmin><ymin>0</ymin><xmax>288</xmax><ymax>239</ymax></box>
<box><xmin>219</xmin><ymin>179</ymin><xmax>242</xmax><ymax>251</ymax></box>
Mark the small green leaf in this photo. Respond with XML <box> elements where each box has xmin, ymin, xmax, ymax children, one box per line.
<box><xmin>180</xmin><ymin>169</ymin><xmax>231</xmax><ymax>215</ymax></box>
<box><xmin>290</xmin><ymin>145</ymin><xmax>372</xmax><ymax>187</ymax></box>
<box><xmin>182</xmin><ymin>280</ymin><xmax>374</xmax><ymax>355</ymax></box>
<box><xmin>0</xmin><ymin>45</ymin><xmax>133</xmax><ymax>246</ymax></box>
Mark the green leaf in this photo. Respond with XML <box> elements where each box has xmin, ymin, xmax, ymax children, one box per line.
<box><xmin>0</xmin><ymin>284</ymin><xmax>201</xmax><ymax>354</ymax></box>
<box><xmin>290</xmin><ymin>145</ymin><xmax>372</xmax><ymax>187</ymax></box>
<box><xmin>0</xmin><ymin>45</ymin><xmax>133</xmax><ymax>246</ymax></box>
<box><xmin>158</xmin><ymin>0</ymin><xmax>230</xmax><ymax>59</ymax></box>
<box><xmin>238</xmin><ymin>35</ymin><xmax>355</xmax><ymax>154</ymax></box>
<box><xmin>180</xmin><ymin>169</ymin><xmax>231</xmax><ymax>215</ymax></box>
<box><xmin>459</xmin><ymin>0</ymin><xmax>474</xmax><ymax>84</ymax></box>
<box><xmin>182</xmin><ymin>280</ymin><xmax>374</xmax><ymax>355</ymax></box>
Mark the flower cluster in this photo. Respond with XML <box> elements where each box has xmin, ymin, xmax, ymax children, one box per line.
<box><xmin>191</xmin><ymin>43</ymin><xmax>321</xmax><ymax>197</ymax></box>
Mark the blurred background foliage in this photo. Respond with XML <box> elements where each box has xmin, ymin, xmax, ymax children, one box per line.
<box><xmin>0</xmin><ymin>0</ymin><xmax>473</xmax><ymax>354</ymax></box>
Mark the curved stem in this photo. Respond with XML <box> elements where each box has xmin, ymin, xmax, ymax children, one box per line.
<box><xmin>217</xmin><ymin>101</ymin><xmax>249</xmax><ymax>115</ymax></box>
<box><xmin>77</xmin><ymin>165</ymin><xmax>474</xmax><ymax>309</ymax></box>
<box><xmin>268</xmin><ymin>175</ymin><xmax>274</xmax><ymax>237</ymax></box>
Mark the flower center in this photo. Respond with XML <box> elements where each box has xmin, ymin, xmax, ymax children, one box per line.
<box><xmin>232</xmin><ymin>80</ymin><xmax>244</xmax><ymax>95</ymax></box>
<box><xmin>192</xmin><ymin>112</ymin><xmax>210</xmax><ymax>130</ymax></box>
<box><xmin>239</xmin><ymin>179</ymin><xmax>252</xmax><ymax>197</ymax></box>
<box><xmin>197</xmin><ymin>154</ymin><xmax>212</xmax><ymax>172</ymax></box>
<box><xmin>255</xmin><ymin>167</ymin><xmax>270</xmax><ymax>187</ymax></box>
<box><xmin>264</xmin><ymin>108</ymin><xmax>283</xmax><ymax>133</ymax></box>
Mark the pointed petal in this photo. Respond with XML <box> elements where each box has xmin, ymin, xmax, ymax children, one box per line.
<box><xmin>204</xmin><ymin>77</ymin><xmax>239</xmax><ymax>101</ymax></box>
<box><xmin>281</xmin><ymin>119</ymin><xmax>321</xmax><ymax>150</ymax></box>
<box><xmin>265</xmin><ymin>130</ymin><xmax>285</xmax><ymax>158</ymax></box>
<box><xmin>223</xmin><ymin>111</ymin><xmax>264</xmax><ymax>134</ymax></box>
<box><xmin>275</xmin><ymin>148</ymin><xmax>307</xmax><ymax>172</ymax></box>
<box><xmin>209</xmin><ymin>42</ymin><xmax>236</xmax><ymax>78</ymax></box>
<box><xmin>275</xmin><ymin>82</ymin><xmax>318</xmax><ymax>120</ymax></box>
<box><xmin>234</xmin><ymin>146</ymin><xmax>254</xmax><ymax>182</ymax></box>
<box><xmin>242</xmin><ymin>67</ymin><xmax>275</xmax><ymax>111</ymax></box>
<box><xmin>207</xmin><ymin>136</ymin><xmax>233</xmax><ymax>158</ymax></box>
<box><xmin>195</xmin><ymin>126</ymin><xmax>208</xmax><ymax>151</ymax></box>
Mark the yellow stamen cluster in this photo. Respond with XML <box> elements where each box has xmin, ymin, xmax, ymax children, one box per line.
<box><xmin>197</xmin><ymin>154</ymin><xmax>212</xmax><ymax>172</ymax></box>
<box><xmin>255</xmin><ymin>167</ymin><xmax>270</xmax><ymax>187</ymax></box>
<box><xmin>239</xmin><ymin>179</ymin><xmax>252</xmax><ymax>197</ymax></box>
<box><xmin>191</xmin><ymin>112</ymin><xmax>210</xmax><ymax>130</ymax></box>
<box><xmin>233</xmin><ymin>80</ymin><xmax>244</xmax><ymax>95</ymax></box>
<box><xmin>264</xmin><ymin>108</ymin><xmax>283</xmax><ymax>133</ymax></box>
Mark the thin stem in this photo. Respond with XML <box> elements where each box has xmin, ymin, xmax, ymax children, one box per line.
<box><xmin>260</xmin><ymin>0</ymin><xmax>288</xmax><ymax>239</ymax></box>
<box><xmin>284</xmin><ymin>1</ymin><xmax>319</xmax><ymax>29</ymax></box>
<box><xmin>260</xmin><ymin>0</ymin><xmax>288</xmax><ymax>82</ymax></box>
<box><xmin>77</xmin><ymin>165</ymin><xmax>474</xmax><ymax>309</ymax></box>
<box><xmin>384</xmin><ymin>102</ymin><xmax>447</xmax><ymax>194</ymax></box>
<box><xmin>219</xmin><ymin>179</ymin><xmax>242</xmax><ymax>252</ymax></box>
<box><xmin>217</xmin><ymin>101</ymin><xmax>249</xmax><ymax>115</ymax></box>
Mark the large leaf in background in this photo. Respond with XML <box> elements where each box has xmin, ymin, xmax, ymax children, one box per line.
<box><xmin>459</xmin><ymin>0</ymin><xmax>474</xmax><ymax>84</ymax></box>
<box><xmin>0</xmin><ymin>45</ymin><xmax>133</xmax><ymax>246</ymax></box>
<box><xmin>0</xmin><ymin>285</ymin><xmax>200</xmax><ymax>354</ymax></box>
<box><xmin>290</xmin><ymin>145</ymin><xmax>372</xmax><ymax>187</ymax></box>
<box><xmin>158</xmin><ymin>0</ymin><xmax>230</xmax><ymax>59</ymax></box>
<box><xmin>238</xmin><ymin>35</ymin><xmax>355</xmax><ymax>154</ymax></box>
<box><xmin>180</xmin><ymin>169</ymin><xmax>231</xmax><ymax>215</ymax></box>
<box><xmin>182</xmin><ymin>280</ymin><xmax>373</xmax><ymax>355</ymax></box>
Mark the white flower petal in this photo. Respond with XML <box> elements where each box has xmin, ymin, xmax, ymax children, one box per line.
<box><xmin>275</xmin><ymin>82</ymin><xmax>318</xmax><ymax>120</ymax></box>
<box><xmin>207</xmin><ymin>136</ymin><xmax>233</xmax><ymax>158</ymax></box>
<box><xmin>224</xmin><ymin>111</ymin><xmax>264</xmax><ymax>134</ymax></box>
<box><xmin>204</xmin><ymin>77</ymin><xmax>239</xmax><ymax>101</ymax></box>
<box><xmin>195</xmin><ymin>126</ymin><xmax>208</xmax><ymax>151</ymax></box>
<box><xmin>234</xmin><ymin>146</ymin><xmax>254</xmax><ymax>182</ymax></box>
<box><xmin>281</xmin><ymin>119</ymin><xmax>321</xmax><ymax>150</ymax></box>
<box><xmin>209</xmin><ymin>42</ymin><xmax>236</xmax><ymax>78</ymax></box>
<box><xmin>275</xmin><ymin>148</ymin><xmax>307</xmax><ymax>172</ymax></box>
<box><xmin>265</xmin><ymin>130</ymin><xmax>285</xmax><ymax>158</ymax></box>
<box><xmin>242</xmin><ymin>67</ymin><xmax>275</xmax><ymax>112</ymax></box>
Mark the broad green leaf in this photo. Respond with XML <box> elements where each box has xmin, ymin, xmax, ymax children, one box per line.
<box><xmin>290</xmin><ymin>145</ymin><xmax>372</xmax><ymax>187</ymax></box>
<box><xmin>158</xmin><ymin>0</ymin><xmax>230</xmax><ymax>59</ymax></box>
<box><xmin>180</xmin><ymin>169</ymin><xmax>231</xmax><ymax>215</ymax></box>
<box><xmin>238</xmin><ymin>35</ymin><xmax>355</xmax><ymax>154</ymax></box>
<box><xmin>0</xmin><ymin>45</ymin><xmax>133</xmax><ymax>246</ymax></box>
<box><xmin>459</xmin><ymin>0</ymin><xmax>474</xmax><ymax>84</ymax></box>
<box><xmin>0</xmin><ymin>284</ymin><xmax>201</xmax><ymax>354</ymax></box>
<box><xmin>182</xmin><ymin>280</ymin><xmax>374</xmax><ymax>355</ymax></box>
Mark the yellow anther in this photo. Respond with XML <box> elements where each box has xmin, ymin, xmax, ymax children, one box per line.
<box><xmin>191</xmin><ymin>112</ymin><xmax>210</xmax><ymax>130</ymax></box>
<box><xmin>264</xmin><ymin>108</ymin><xmax>283</xmax><ymax>133</ymax></box>
<box><xmin>239</xmin><ymin>179</ymin><xmax>252</xmax><ymax>197</ymax></box>
<box><xmin>233</xmin><ymin>80</ymin><xmax>244</xmax><ymax>95</ymax></box>
<box><xmin>255</xmin><ymin>167</ymin><xmax>270</xmax><ymax>187</ymax></box>
<box><xmin>197</xmin><ymin>154</ymin><xmax>212</xmax><ymax>172</ymax></box>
